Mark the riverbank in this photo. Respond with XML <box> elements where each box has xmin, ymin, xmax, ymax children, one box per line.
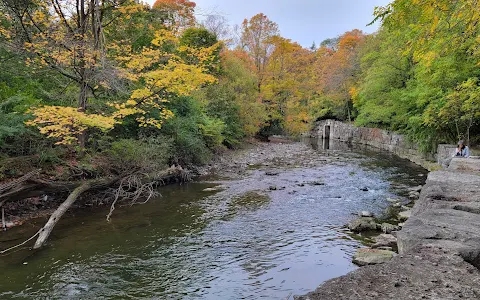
<box><xmin>296</xmin><ymin>158</ymin><xmax>480</xmax><ymax>299</ymax></box>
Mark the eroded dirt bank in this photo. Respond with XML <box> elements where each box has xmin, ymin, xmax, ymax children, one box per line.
<box><xmin>296</xmin><ymin>158</ymin><xmax>480</xmax><ymax>300</ymax></box>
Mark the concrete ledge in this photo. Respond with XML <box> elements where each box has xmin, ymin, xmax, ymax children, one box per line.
<box><xmin>448</xmin><ymin>158</ymin><xmax>480</xmax><ymax>173</ymax></box>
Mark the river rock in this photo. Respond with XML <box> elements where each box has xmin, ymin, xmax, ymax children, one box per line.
<box><xmin>377</xmin><ymin>246</ymin><xmax>393</xmax><ymax>251</ymax></box>
<box><xmin>381</xmin><ymin>223</ymin><xmax>399</xmax><ymax>234</ymax></box>
<box><xmin>409</xmin><ymin>191</ymin><xmax>420</xmax><ymax>199</ymax></box>
<box><xmin>360</xmin><ymin>187</ymin><xmax>369</xmax><ymax>192</ymax></box>
<box><xmin>308</xmin><ymin>181</ymin><xmax>325</xmax><ymax>186</ymax></box>
<box><xmin>386</xmin><ymin>198</ymin><xmax>400</xmax><ymax>203</ymax></box>
<box><xmin>398</xmin><ymin>210</ymin><xmax>412</xmax><ymax>221</ymax></box>
<box><xmin>352</xmin><ymin>248</ymin><xmax>395</xmax><ymax>266</ymax></box>
<box><xmin>203</xmin><ymin>187</ymin><xmax>218</xmax><ymax>192</ymax></box>
<box><xmin>372</xmin><ymin>234</ymin><xmax>397</xmax><ymax>249</ymax></box>
<box><xmin>269</xmin><ymin>186</ymin><xmax>278</xmax><ymax>191</ymax></box>
<box><xmin>265</xmin><ymin>171</ymin><xmax>280</xmax><ymax>176</ymax></box>
<box><xmin>348</xmin><ymin>217</ymin><xmax>378</xmax><ymax>232</ymax></box>
<box><xmin>359</xmin><ymin>211</ymin><xmax>374</xmax><ymax>217</ymax></box>
<box><xmin>408</xmin><ymin>185</ymin><xmax>423</xmax><ymax>192</ymax></box>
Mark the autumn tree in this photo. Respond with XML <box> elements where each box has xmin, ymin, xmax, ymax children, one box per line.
<box><xmin>314</xmin><ymin>30</ymin><xmax>366</xmax><ymax>121</ymax></box>
<box><xmin>0</xmin><ymin>0</ymin><xmax>148</xmax><ymax>148</ymax></box>
<box><xmin>262</xmin><ymin>36</ymin><xmax>316</xmax><ymax>134</ymax></box>
<box><xmin>0</xmin><ymin>1</ymin><xmax>219</xmax><ymax>147</ymax></box>
<box><xmin>152</xmin><ymin>0</ymin><xmax>196</xmax><ymax>30</ymax></box>
<box><xmin>240</xmin><ymin>13</ymin><xmax>279</xmax><ymax>89</ymax></box>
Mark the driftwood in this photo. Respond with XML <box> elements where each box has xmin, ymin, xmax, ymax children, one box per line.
<box><xmin>0</xmin><ymin>166</ymin><xmax>190</xmax><ymax>251</ymax></box>
<box><xmin>0</xmin><ymin>171</ymin><xmax>79</xmax><ymax>207</ymax></box>
<box><xmin>33</xmin><ymin>177</ymin><xmax>117</xmax><ymax>249</ymax></box>
<box><xmin>106</xmin><ymin>166</ymin><xmax>189</xmax><ymax>221</ymax></box>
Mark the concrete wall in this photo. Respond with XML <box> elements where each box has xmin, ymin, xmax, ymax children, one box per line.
<box><xmin>312</xmin><ymin>120</ymin><xmax>456</xmax><ymax>169</ymax></box>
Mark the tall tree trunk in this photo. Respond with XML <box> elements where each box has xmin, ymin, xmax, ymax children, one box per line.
<box><xmin>78</xmin><ymin>80</ymin><xmax>88</xmax><ymax>153</ymax></box>
<box><xmin>77</xmin><ymin>0</ymin><xmax>88</xmax><ymax>154</ymax></box>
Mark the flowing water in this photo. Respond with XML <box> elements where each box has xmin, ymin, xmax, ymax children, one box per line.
<box><xmin>0</xmin><ymin>140</ymin><xmax>427</xmax><ymax>299</ymax></box>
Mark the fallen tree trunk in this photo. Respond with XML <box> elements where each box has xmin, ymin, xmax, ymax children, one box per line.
<box><xmin>33</xmin><ymin>182</ymin><xmax>91</xmax><ymax>249</ymax></box>
<box><xmin>33</xmin><ymin>177</ymin><xmax>120</xmax><ymax>249</ymax></box>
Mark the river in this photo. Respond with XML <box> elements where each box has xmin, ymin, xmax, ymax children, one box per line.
<box><xmin>0</xmin><ymin>139</ymin><xmax>427</xmax><ymax>299</ymax></box>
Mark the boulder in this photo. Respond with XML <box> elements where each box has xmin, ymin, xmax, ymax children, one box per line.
<box><xmin>448</xmin><ymin>158</ymin><xmax>480</xmax><ymax>173</ymax></box>
<box><xmin>348</xmin><ymin>217</ymin><xmax>378</xmax><ymax>232</ymax></box>
<box><xmin>397</xmin><ymin>208</ymin><xmax>480</xmax><ymax>256</ymax></box>
<box><xmin>372</xmin><ymin>234</ymin><xmax>397</xmax><ymax>249</ymax></box>
<box><xmin>352</xmin><ymin>248</ymin><xmax>395</xmax><ymax>266</ymax></box>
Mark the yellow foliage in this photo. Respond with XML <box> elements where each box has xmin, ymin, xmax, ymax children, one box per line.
<box><xmin>109</xmin><ymin>29</ymin><xmax>218</xmax><ymax>128</ymax></box>
<box><xmin>26</xmin><ymin>106</ymin><xmax>116</xmax><ymax>145</ymax></box>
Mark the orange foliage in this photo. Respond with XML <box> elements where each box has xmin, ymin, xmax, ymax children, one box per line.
<box><xmin>222</xmin><ymin>49</ymin><xmax>256</xmax><ymax>72</ymax></box>
<box><xmin>152</xmin><ymin>0</ymin><xmax>196</xmax><ymax>29</ymax></box>
<box><xmin>153</xmin><ymin>0</ymin><xmax>196</xmax><ymax>9</ymax></box>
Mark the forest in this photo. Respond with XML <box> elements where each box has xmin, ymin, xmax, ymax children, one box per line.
<box><xmin>0</xmin><ymin>0</ymin><xmax>479</xmax><ymax>246</ymax></box>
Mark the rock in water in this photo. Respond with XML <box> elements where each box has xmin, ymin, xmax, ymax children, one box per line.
<box><xmin>408</xmin><ymin>185</ymin><xmax>423</xmax><ymax>192</ymax></box>
<box><xmin>353</xmin><ymin>248</ymin><xmax>395</xmax><ymax>266</ymax></box>
<box><xmin>359</xmin><ymin>211</ymin><xmax>374</xmax><ymax>217</ymax></box>
<box><xmin>399</xmin><ymin>210</ymin><xmax>412</xmax><ymax>221</ymax></box>
<box><xmin>371</xmin><ymin>234</ymin><xmax>398</xmax><ymax>249</ymax></box>
<box><xmin>348</xmin><ymin>217</ymin><xmax>378</xmax><ymax>232</ymax></box>
<box><xmin>265</xmin><ymin>171</ymin><xmax>280</xmax><ymax>176</ymax></box>
<box><xmin>386</xmin><ymin>198</ymin><xmax>399</xmax><ymax>203</ymax></box>
<box><xmin>381</xmin><ymin>223</ymin><xmax>399</xmax><ymax>234</ymax></box>
<box><xmin>308</xmin><ymin>181</ymin><xmax>325</xmax><ymax>186</ymax></box>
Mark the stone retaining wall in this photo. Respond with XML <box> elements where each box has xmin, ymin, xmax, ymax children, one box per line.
<box><xmin>311</xmin><ymin>120</ymin><xmax>457</xmax><ymax>169</ymax></box>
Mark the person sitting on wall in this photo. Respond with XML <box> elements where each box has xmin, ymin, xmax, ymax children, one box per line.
<box><xmin>453</xmin><ymin>140</ymin><xmax>470</xmax><ymax>158</ymax></box>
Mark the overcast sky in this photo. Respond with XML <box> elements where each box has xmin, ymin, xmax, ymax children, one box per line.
<box><xmin>145</xmin><ymin>0</ymin><xmax>392</xmax><ymax>47</ymax></box>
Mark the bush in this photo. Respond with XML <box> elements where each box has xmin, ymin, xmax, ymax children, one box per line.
<box><xmin>102</xmin><ymin>137</ymin><xmax>173</xmax><ymax>172</ymax></box>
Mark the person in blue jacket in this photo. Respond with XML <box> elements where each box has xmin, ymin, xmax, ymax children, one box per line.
<box><xmin>453</xmin><ymin>140</ymin><xmax>470</xmax><ymax>158</ymax></box>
